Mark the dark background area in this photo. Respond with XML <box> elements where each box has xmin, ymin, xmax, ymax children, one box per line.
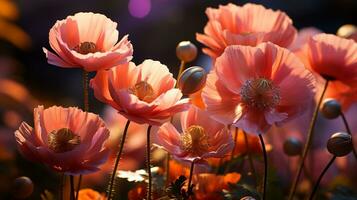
<box><xmin>4</xmin><ymin>0</ymin><xmax>356</xmax><ymax>112</ymax></box>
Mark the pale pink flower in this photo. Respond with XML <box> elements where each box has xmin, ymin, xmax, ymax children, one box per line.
<box><xmin>202</xmin><ymin>42</ymin><xmax>316</xmax><ymax>134</ymax></box>
<box><xmin>196</xmin><ymin>3</ymin><xmax>297</xmax><ymax>58</ymax></box>
<box><xmin>154</xmin><ymin>105</ymin><xmax>234</xmax><ymax>164</ymax></box>
<box><xmin>43</xmin><ymin>12</ymin><xmax>133</xmax><ymax>72</ymax></box>
<box><xmin>14</xmin><ymin>106</ymin><xmax>110</xmax><ymax>175</ymax></box>
<box><xmin>90</xmin><ymin>59</ymin><xmax>189</xmax><ymax>125</ymax></box>
<box><xmin>301</xmin><ymin>33</ymin><xmax>357</xmax><ymax>110</ymax></box>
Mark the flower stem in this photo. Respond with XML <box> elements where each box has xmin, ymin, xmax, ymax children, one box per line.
<box><xmin>340</xmin><ymin>112</ymin><xmax>357</xmax><ymax>159</ymax></box>
<box><xmin>258</xmin><ymin>134</ymin><xmax>268</xmax><ymax>200</ymax></box>
<box><xmin>177</xmin><ymin>61</ymin><xmax>186</xmax><ymax>80</ymax></box>
<box><xmin>288</xmin><ymin>80</ymin><xmax>329</xmax><ymax>200</ymax></box>
<box><xmin>76</xmin><ymin>70</ymin><xmax>89</xmax><ymax>199</ymax></box>
<box><xmin>75</xmin><ymin>176</ymin><xmax>81</xmax><ymax>200</ymax></box>
<box><xmin>70</xmin><ymin>175</ymin><xmax>75</xmax><ymax>200</ymax></box>
<box><xmin>107</xmin><ymin>120</ymin><xmax>131</xmax><ymax>199</ymax></box>
<box><xmin>146</xmin><ymin>125</ymin><xmax>153</xmax><ymax>200</ymax></box>
<box><xmin>243</xmin><ymin>131</ymin><xmax>257</xmax><ymax>184</ymax></box>
<box><xmin>59</xmin><ymin>173</ymin><xmax>64</xmax><ymax>200</ymax></box>
<box><xmin>188</xmin><ymin>161</ymin><xmax>195</xmax><ymax>192</ymax></box>
<box><xmin>308</xmin><ymin>156</ymin><xmax>336</xmax><ymax>200</ymax></box>
<box><xmin>82</xmin><ymin>70</ymin><xmax>89</xmax><ymax>111</ymax></box>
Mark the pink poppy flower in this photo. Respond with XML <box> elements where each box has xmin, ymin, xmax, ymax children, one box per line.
<box><xmin>302</xmin><ymin>33</ymin><xmax>357</xmax><ymax>110</ymax></box>
<box><xmin>90</xmin><ymin>59</ymin><xmax>189</xmax><ymax>125</ymax></box>
<box><xmin>14</xmin><ymin>106</ymin><xmax>110</xmax><ymax>175</ymax></box>
<box><xmin>196</xmin><ymin>3</ymin><xmax>297</xmax><ymax>58</ymax></box>
<box><xmin>154</xmin><ymin>105</ymin><xmax>234</xmax><ymax>164</ymax></box>
<box><xmin>202</xmin><ymin>42</ymin><xmax>316</xmax><ymax>134</ymax></box>
<box><xmin>43</xmin><ymin>12</ymin><xmax>133</xmax><ymax>72</ymax></box>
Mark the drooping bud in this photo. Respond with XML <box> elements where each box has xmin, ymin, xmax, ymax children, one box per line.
<box><xmin>176</xmin><ymin>41</ymin><xmax>197</xmax><ymax>62</ymax></box>
<box><xmin>178</xmin><ymin>66</ymin><xmax>207</xmax><ymax>95</ymax></box>
<box><xmin>337</xmin><ymin>24</ymin><xmax>357</xmax><ymax>39</ymax></box>
<box><xmin>283</xmin><ymin>137</ymin><xmax>303</xmax><ymax>156</ymax></box>
<box><xmin>327</xmin><ymin>132</ymin><xmax>353</xmax><ymax>157</ymax></box>
<box><xmin>12</xmin><ymin>176</ymin><xmax>34</xmax><ymax>199</ymax></box>
<box><xmin>321</xmin><ymin>98</ymin><xmax>341</xmax><ymax>119</ymax></box>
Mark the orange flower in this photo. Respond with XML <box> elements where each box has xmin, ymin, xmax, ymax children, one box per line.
<box><xmin>78</xmin><ymin>189</ymin><xmax>106</xmax><ymax>200</ymax></box>
<box><xmin>194</xmin><ymin>173</ymin><xmax>241</xmax><ymax>200</ymax></box>
<box><xmin>196</xmin><ymin>3</ymin><xmax>297</xmax><ymax>58</ymax></box>
<box><xmin>232</xmin><ymin>129</ymin><xmax>262</xmax><ymax>156</ymax></box>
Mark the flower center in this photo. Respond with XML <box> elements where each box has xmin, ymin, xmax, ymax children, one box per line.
<box><xmin>180</xmin><ymin>125</ymin><xmax>210</xmax><ymax>157</ymax></box>
<box><xmin>129</xmin><ymin>81</ymin><xmax>156</xmax><ymax>103</ymax></box>
<box><xmin>240</xmin><ymin>78</ymin><xmax>280</xmax><ymax>110</ymax></box>
<box><xmin>73</xmin><ymin>42</ymin><xmax>97</xmax><ymax>54</ymax></box>
<box><xmin>48</xmin><ymin>128</ymin><xmax>81</xmax><ymax>153</ymax></box>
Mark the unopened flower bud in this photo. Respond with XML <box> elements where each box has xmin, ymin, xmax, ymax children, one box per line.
<box><xmin>283</xmin><ymin>137</ymin><xmax>303</xmax><ymax>156</ymax></box>
<box><xmin>12</xmin><ymin>176</ymin><xmax>34</xmax><ymax>199</ymax></box>
<box><xmin>178</xmin><ymin>66</ymin><xmax>207</xmax><ymax>95</ymax></box>
<box><xmin>327</xmin><ymin>132</ymin><xmax>352</xmax><ymax>157</ymax></box>
<box><xmin>321</xmin><ymin>98</ymin><xmax>341</xmax><ymax>119</ymax></box>
<box><xmin>240</xmin><ymin>196</ymin><xmax>256</xmax><ymax>200</ymax></box>
<box><xmin>337</xmin><ymin>24</ymin><xmax>357</xmax><ymax>38</ymax></box>
<box><xmin>176</xmin><ymin>41</ymin><xmax>197</xmax><ymax>62</ymax></box>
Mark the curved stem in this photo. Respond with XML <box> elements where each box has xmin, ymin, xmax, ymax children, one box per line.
<box><xmin>341</xmin><ymin>112</ymin><xmax>357</xmax><ymax>159</ymax></box>
<box><xmin>308</xmin><ymin>156</ymin><xmax>336</xmax><ymax>200</ymax></box>
<box><xmin>188</xmin><ymin>161</ymin><xmax>195</xmax><ymax>192</ymax></box>
<box><xmin>258</xmin><ymin>134</ymin><xmax>268</xmax><ymax>200</ymax></box>
<box><xmin>70</xmin><ymin>175</ymin><xmax>75</xmax><ymax>200</ymax></box>
<box><xmin>243</xmin><ymin>131</ymin><xmax>257</xmax><ymax>184</ymax></box>
<box><xmin>107</xmin><ymin>120</ymin><xmax>131</xmax><ymax>200</ymax></box>
<box><xmin>146</xmin><ymin>125</ymin><xmax>153</xmax><ymax>200</ymax></box>
<box><xmin>288</xmin><ymin>80</ymin><xmax>329</xmax><ymax>200</ymax></box>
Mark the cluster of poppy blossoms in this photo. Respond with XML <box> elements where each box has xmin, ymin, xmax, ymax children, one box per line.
<box><xmin>13</xmin><ymin>2</ymin><xmax>357</xmax><ymax>200</ymax></box>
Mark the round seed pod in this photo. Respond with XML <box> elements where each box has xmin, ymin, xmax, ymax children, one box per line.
<box><xmin>321</xmin><ymin>98</ymin><xmax>341</xmax><ymax>119</ymax></box>
<box><xmin>327</xmin><ymin>132</ymin><xmax>352</xmax><ymax>157</ymax></box>
<box><xmin>283</xmin><ymin>137</ymin><xmax>303</xmax><ymax>156</ymax></box>
<box><xmin>12</xmin><ymin>176</ymin><xmax>34</xmax><ymax>199</ymax></box>
<box><xmin>176</xmin><ymin>41</ymin><xmax>197</xmax><ymax>62</ymax></box>
<box><xmin>240</xmin><ymin>196</ymin><xmax>256</xmax><ymax>200</ymax></box>
<box><xmin>177</xmin><ymin>66</ymin><xmax>207</xmax><ymax>95</ymax></box>
<box><xmin>337</xmin><ymin>24</ymin><xmax>357</xmax><ymax>38</ymax></box>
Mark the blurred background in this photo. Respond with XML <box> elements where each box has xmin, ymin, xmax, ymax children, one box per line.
<box><xmin>0</xmin><ymin>0</ymin><xmax>356</xmax><ymax>199</ymax></box>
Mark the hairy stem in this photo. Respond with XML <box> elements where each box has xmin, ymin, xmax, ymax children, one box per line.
<box><xmin>341</xmin><ymin>112</ymin><xmax>357</xmax><ymax>159</ymax></box>
<box><xmin>258</xmin><ymin>134</ymin><xmax>268</xmax><ymax>200</ymax></box>
<box><xmin>146</xmin><ymin>125</ymin><xmax>153</xmax><ymax>200</ymax></box>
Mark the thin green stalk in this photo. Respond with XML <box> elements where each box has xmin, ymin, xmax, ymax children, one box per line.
<box><xmin>107</xmin><ymin>120</ymin><xmax>131</xmax><ymax>199</ymax></box>
<box><xmin>70</xmin><ymin>175</ymin><xmax>75</xmax><ymax>200</ymax></box>
<box><xmin>258</xmin><ymin>134</ymin><xmax>268</xmax><ymax>200</ymax></box>
<box><xmin>288</xmin><ymin>80</ymin><xmax>329</xmax><ymax>200</ymax></box>
<box><xmin>341</xmin><ymin>112</ymin><xmax>357</xmax><ymax>159</ymax></box>
<box><xmin>187</xmin><ymin>161</ymin><xmax>195</xmax><ymax>192</ymax></box>
<box><xmin>146</xmin><ymin>125</ymin><xmax>153</xmax><ymax>200</ymax></box>
<box><xmin>308</xmin><ymin>156</ymin><xmax>336</xmax><ymax>200</ymax></box>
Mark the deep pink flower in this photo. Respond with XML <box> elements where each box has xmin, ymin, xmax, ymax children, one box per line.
<box><xmin>196</xmin><ymin>3</ymin><xmax>297</xmax><ymax>58</ymax></box>
<box><xmin>14</xmin><ymin>106</ymin><xmax>110</xmax><ymax>175</ymax></box>
<box><xmin>90</xmin><ymin>59</ymin><xmax>189</xmax><ymax>125</ymax></box>
<box><xmin>202</xmin><ymin>42</ymin><xmax>316</xmax><ymax>134</ymax></box>
<box><xmin>43</xmin><ymin>12</ymin><xmax>133</xmax><ymax>72</ymax></box>
<box><xmin>154</xmin><ymin>105</ymin><xmax>234</xmax><ymax>163</ymax></box>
